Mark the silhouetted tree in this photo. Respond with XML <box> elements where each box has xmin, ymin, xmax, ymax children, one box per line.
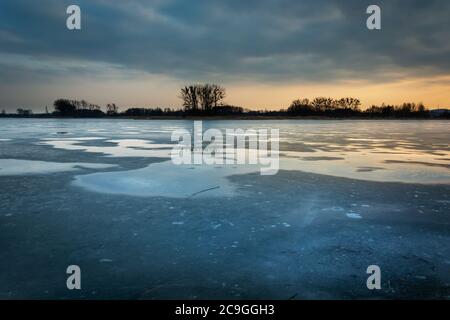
<box><xmin>53</xmin><ymin>99</ymin><xmax>104</xmax><ymax>117</ymax></box>
<box><xmin>211</xmin><ymin>84</ymin><xmax>226</xmax><ymax>108</ymax></box>
<box><xmin>179</xmin><ymin>85</ymin><xmax>199</xmax><ymax>112</ymax></box>
<box><xmin>106</xmin><ymin>103</ymin><xmax>119</xmax><ymax>116</ymax></box>
<box><xmin>180</xmin><ymin>84</ymin><xmax>226</xmax><ymax>113</ymax></box>
<box><xmin>199</xmin><ymin>84</ymin><xmax>214</xmax><ymax>111</ymax></box>
<box><xmin>54</xmin><ymin>99</ymin><xmax>77</xmax><ymax>115</ymax></box>
<box><xmin>17</xmin><ymin>108</ymin><xmax>32</xmax><ymax>116</ymax></box>
<box><xmin>288</xmin><ymin>99</ymin><xmax>313</xmax><ymax>115</ymax></box>
<box><xmin>364</xmin><ymin>102</ymin><xmax>430</xmax><ymax>118</ymax></box>
<box><xmin>335</xmin><ymin>97</ymin><xmax>360</xmax><ymax>111</ymax></box>
<box><xmin>311</xmin><ymin>97</ymin><xmax>331</xmax><ymax>113</ymax></box>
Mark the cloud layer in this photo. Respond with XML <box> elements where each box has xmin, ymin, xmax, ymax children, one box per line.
<box><xmin>0</xmin><ymin>0</ymin><xmax>449</xmax><ymax>109</ymax></box>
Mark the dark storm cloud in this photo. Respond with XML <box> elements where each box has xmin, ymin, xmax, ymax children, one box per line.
<box><xmin>0</xmin><ymin>0</ymin><xmax>449</xmax><ymax>83</ymax></box>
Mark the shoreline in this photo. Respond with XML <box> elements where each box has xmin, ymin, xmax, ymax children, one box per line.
<box><xmin>1</xmin><ymin>115</ymin><xmax>449</xmax><ymax>121</ymax></box>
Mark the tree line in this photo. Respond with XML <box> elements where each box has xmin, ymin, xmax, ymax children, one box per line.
<box><xmin>1</xmin><ymin>84</ymin><xmax>448</xmax><ymax>118</ymax></box>
<box><xmin>287</xmin><ymin>97</ymin><xmax>362</xmax><ymax>116</ymax></box>
<box><xmin>53</xmin><ymin>99</ymin><xmax>103</xmax><ymax>117</ymax></box>
<box><xmin>285</xmin><ymin>98</ymin><xmax>432</xmax><ymax>117</ymax></box>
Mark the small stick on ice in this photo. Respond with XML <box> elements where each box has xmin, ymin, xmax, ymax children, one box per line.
<box><xmin>190</xmin><ymin>186</ymin><xmax>220</xmax><ymax>197</ymax></box>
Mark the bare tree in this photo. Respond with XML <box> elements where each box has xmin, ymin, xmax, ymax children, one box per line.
<box><xmin>348</xmin><ymin>98</ymin><xmax>361</xmax><ymax>111</ymax></box>
<box><xmin>311</xmin><ymin>97</ymin><xmax>329</xmax><ymax>112</ymax></box>
<box><xmin>106</xmin><ymin>103</ymin><xmax>119</xmax><ymax>115</ymax></box>
<box><xmin>179</xmin><ymin>85</ymin><xmax>199</xmax><ymax>111</ymax></box>
<box><xmin>180</xmin><ymin>84</ymin><xmax>226</xmax><ymax>112</ymax></box>
<box><xmin>211</xmin><ymin>84</ymin><xmax>226</xmax><ymax>107</ymax></box>
<box><xmin>199</xmin><ymin>84</ymin><xmax>214</xmax><ymax>111</ymax></box>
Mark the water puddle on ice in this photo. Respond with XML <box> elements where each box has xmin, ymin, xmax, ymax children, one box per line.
<box><xmin>280</xmin><ymin>147</ymin><xmax>450</xmax><ymax>184</ymax></box>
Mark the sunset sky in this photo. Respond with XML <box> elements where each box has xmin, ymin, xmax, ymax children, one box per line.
<box><xmin>0</xmin><ymin>0</ymin><xmax>449</xmax><ymax>112</ymax></box>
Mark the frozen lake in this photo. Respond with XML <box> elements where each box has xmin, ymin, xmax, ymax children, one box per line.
<box><xmin>0</xmin><ymin>118</ymin><xmax>449</xmax><ymax>299</ymax></box>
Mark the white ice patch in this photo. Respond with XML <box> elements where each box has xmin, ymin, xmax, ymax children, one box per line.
<box><xmin>346</xmin><ymin>213</ymin><xmax>362</xmax><ymax>219</ymax></box>
<box><xmin>74</xmin><ymin>160</ymin><xmax>260</xmax><ymax>198</ymax></box>
<box><xmin>38</xmin><ymin>138</ymin><xmax>174</xmax><ymax>158</ymax></box>
<box><xmin>0</xmin><ymin>159</ymin><xmax>116</xmax><ymax>176</ymax></box>
<box><xmin>41</xmin><ymin>137</ymin><xmax>106</xmax><ymax>141</ymax></box>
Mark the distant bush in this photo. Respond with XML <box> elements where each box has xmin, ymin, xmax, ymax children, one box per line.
<box><xmin>53</xmin><ymin>99</ymin><xmax>105</xmax><ymax>117</ymax></box>
<box><xmin>123</xmin><ymin>107</ymin><xmax>183</xmax><ymax>117</ymax></box>
<box><xmin>17</xmin><ymin>108</ymin><xmax>33</xmax><ymax>116</ymax></box>
<box><xmin>211</xmin><ymin>105</ymin><xmax>244</xmax><ymax>115</ymax></box>
<box><xmin>365</xmin><ymin>102</ymin><xmax>429</xmax><ymax>118</ymax></box>
<box><xmin>288</xmin><ymin>97</ymin><xmax>361</xmax><ymax>116</ymax></box>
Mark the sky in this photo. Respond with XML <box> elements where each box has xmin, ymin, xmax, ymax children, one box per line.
<box><xmin>0</xmin><ymin>0</ymin><xmax>449</xmax><ymax>112</ymax></box>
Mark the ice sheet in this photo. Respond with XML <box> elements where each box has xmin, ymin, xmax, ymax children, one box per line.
<box><xmin>0</xmin><ymin>159</ymin><xmax>116</xmax><ymax>176</ymax></box>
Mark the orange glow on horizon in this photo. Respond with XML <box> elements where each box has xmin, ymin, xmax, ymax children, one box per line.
<box><xmin>2</xmin><ymin>73</ymin><xmax>449</xmax><ymax>112</ymax></box>
<box><xmin>227</xmin><ymin>75</ymin><xmax>450</xmax><ymax>110</ymax></box>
